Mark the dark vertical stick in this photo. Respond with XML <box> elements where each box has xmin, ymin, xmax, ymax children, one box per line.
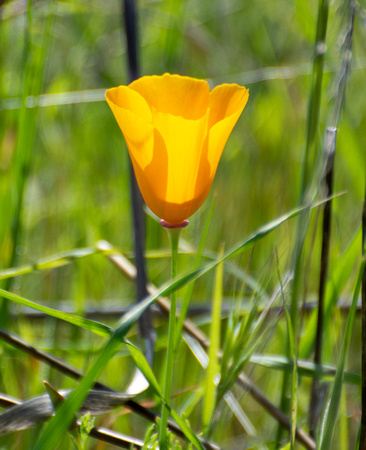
<box><xmin>123</xmin><ymin>0</ymin><xmax>139</xmax><ymax>82</ymax></box>
<box><xmin>309</xmin><ymin>128</ymin><xmax>336</xmax><ymax>438</ymax></box>
<box><xmin>308</xmin><ymin>2</ymin><xmax>355</xmax><ymax>439</ymax></box>
<box><xmin>361</xmin><ymin>186</ymin><xmax>366</xmax><ymax>447</ymax></box>
<box><xmin>122</xmin><ymin>0</ymin><xmax>155</xmax><ymax>364</ymax></box>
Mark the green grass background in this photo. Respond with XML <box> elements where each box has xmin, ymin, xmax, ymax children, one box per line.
<box><xmin>0</xmin><ymin>0</ymin><xmax>366</xmax><ymax>448</ymax></box>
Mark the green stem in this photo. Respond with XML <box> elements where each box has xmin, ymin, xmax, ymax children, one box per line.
<box><xmin>159</xmin><ymin>227</ymin><xmax>181</xmax><ymax>450</ymax></box>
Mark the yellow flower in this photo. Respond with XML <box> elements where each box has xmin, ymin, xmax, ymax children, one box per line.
<box><xmin>106</xmin><ymin>73</ymin><xmax>249</xmax><ymax>226</ymax></box>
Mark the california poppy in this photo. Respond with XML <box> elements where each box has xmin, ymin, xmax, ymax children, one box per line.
<box><xmin>106</xmin><ymin>73</ymin><xmax>249</xmax><ymax>226</ymax></box>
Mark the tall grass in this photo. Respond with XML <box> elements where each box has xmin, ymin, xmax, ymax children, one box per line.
<box><xmin>0</xmin><ymin>0</ymin><xmax>365</xmax><ymax>448</ymax></box>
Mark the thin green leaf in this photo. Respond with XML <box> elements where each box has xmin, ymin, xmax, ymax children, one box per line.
<box><xmin>0</xmin><ymin>288</ymin><xmax>112</xmax><ymax>337</ymax></box>
<box><xmin>125</xmin><ymin>340</ymin><xmax>163</xmax><ymax>397</ymax></box>
<box><xmin>355</xmin><ymin>421</ymin><xmax>361</xmax><ymax>449</ymax></box>
<box><xmin>0</xmin><ymin>247</ymin><xmax>100</xmax><ymax>281</ymax></box>
<box><xmin>277</xmin><ymin>247</ymin><xmax>298</xmax><ymax>450</ymax></box>
<box><xmin>283</xmin><ymin>303</ymin><xmax>298</xmax><ymax>449</ymax></box>
<box><xmin>319</xmin><ymin>259</ymin><xmax>365</xmax><ymax>449</ymax></box>
<box><xmin>224</xmin><ymin>391</ymin><xmax>256</xmax><ymax>437</ymax></box>
<box><xmin>249</xmin><ymin>354</ymin><xmax>360</xmax><ymax>385</ymax></box>
<box><xmin>202</xmin><ymin>244</ymin><xmax>224</xmax><ymax>435</ymax></box>
<box><xmin>178</xmin><ymin>388</ymin><xmax>204</xmax><ymax>420</ymax></box>
<box><xmin>183</xmin><ymin>333</ymin><xmax>209</xmax><ymax>369</ymax></box>
<box><xmin>169</xmin><ymin>409</ymin><xmax>204</xmax><ymax>450</ymax></box>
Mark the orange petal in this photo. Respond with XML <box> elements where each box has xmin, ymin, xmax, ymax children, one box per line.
<box><xmin>208</xmin><ymin>84</ymin><xmax>249</xmax><ymax>128</ymax></box>
<box><xmin>207</xmin><ymin>84</ymin><xmax>249</xmax><ymax>177</ymax></box>
<box><xmin>106</xmin><ymin>86</ymin><xmax>152</xmax><ymax>122</ymax></box>
<box><xmin>191</xmin><ymin>140</ymin><xmax>213</xmax><ymax>213</ymax></box>
<box><xmin>129</xmin><ymin>128</ymin><xmax>169</xmax><ymax>221</ymax></box>
<box><xmin>105</xmin><ymin>86</ymin><xmax>154</xmax><ymax>170</ymax></box>
<box><xmin>130</xmin><ymin>73</ymin><xmax>210</xmax><ymax>120</ymax></box>
<box><xmin>151</xmin><ymin>108</ymin><xmax>209</xmax><ymax>206</ymax></box>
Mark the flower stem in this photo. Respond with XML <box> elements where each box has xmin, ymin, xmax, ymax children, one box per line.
<box><xmin>159</xmin><ymin>227</ymin><xmax>181</xmax><ymax>450</ymax></box>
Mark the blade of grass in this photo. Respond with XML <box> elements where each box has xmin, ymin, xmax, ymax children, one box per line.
<box><xmin>125</xmin><ymin>340</ymin><xmax>163</xmax><ymax>397</ymax></box>
<box><xmin>0</xmin><ymin>288</ymin><xmax>112</xmax><ymax>337</ymax></box>
<box><xmin>202</xmin><ymin>243</ymin><xmax>224</xmax><ymax>436</ymax></box>
<box><xmin>276</xmin><ymin>248</ymin><xmax>298</xmax><ymax>449</ymax></box>
<box><xmin>223</xmin><ymin>391</ymin><xmax>256</xmax><ymax>437</ymax></box>
<box><xmin>319</xmin><ymin>259</ymin><xmax>365</xmax><ymax>449</ymax></box>
<box><xmin>300</xmin><ymin>0</ymin><xmax>330</xmax><ymax>199</ymax></box>
<box><xmin>339</xmin><ymin>388</ymin><xmax>348</xmax><ymax>450</ymax></box>
<box><xmin>249</xmin><ymin>354</ymin><xmax>360</xmax><ymax>385</ymax></box>
<box><xmin>282</xmin><ymin>293</ymin><xmax>298</xmax><ymax>449</ymax></box>
<box><xmin>0</xmin><ymin>247</ymin><xmax>101</xmax><ymax>281</ymax></box>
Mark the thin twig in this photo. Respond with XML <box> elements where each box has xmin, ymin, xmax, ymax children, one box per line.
<box><xmin>361</xmin><ymin>187</ymin><xmax>366</xmax><ymax>445</ymax></box>
<box><xmin>88</xmin><ymin>426</ymin><xmax>143</xmax><ymax>449</ymax></box>
<box><xmin>0</xmin><ymin>393</ymin><xmax>143</xmax><ymax>449</ymax></box>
